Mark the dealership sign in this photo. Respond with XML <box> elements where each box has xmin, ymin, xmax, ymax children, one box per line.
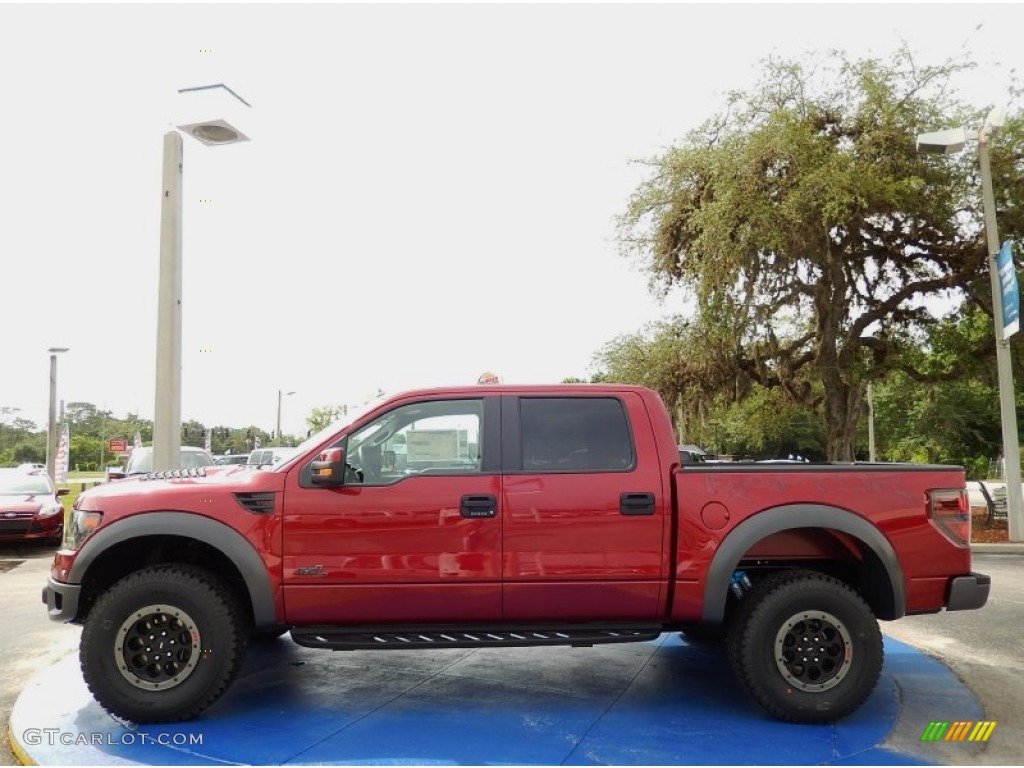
<box><xmin>997</xmin><ymin>239</ymin><xmax>1019</xmax><ymax>339</ymax></box>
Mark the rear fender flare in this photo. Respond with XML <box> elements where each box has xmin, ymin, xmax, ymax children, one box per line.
<box><xmin>701</xmin><ymin>504</ymin><xmax>905</xmax><ymax>623</ymax></box>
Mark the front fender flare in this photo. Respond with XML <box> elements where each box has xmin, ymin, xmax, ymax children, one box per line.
<box><xmin>70</xmin><ymin>511</ymin><xmax>277</xmax><ymax>626</ymax></box>
<box><xmin>701</xmin><ymin>504</ymin><xmax>905</xmax><ymax>623</ymax></box>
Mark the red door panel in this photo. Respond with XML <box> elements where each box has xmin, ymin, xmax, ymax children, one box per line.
<box><xmin>283</xmin><ymin>474</ymin><xmax>502</xmax><ymax>625</ymax></box>
<box><xmin>501</xmin><ymin>393</ymin><xmax>668</xmax><ymax>621</ymax></box>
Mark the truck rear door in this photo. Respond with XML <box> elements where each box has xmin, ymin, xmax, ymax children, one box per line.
<box><xmin>500</xmin><ymin>393</ymin><xmax>668</xmax><ymax>621</ymax></box>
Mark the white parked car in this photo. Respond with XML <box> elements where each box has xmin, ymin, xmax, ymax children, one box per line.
<box><xmin>247</xmin><ymin>447</ymin><xmax>300</xmax><ymax>467</ymax></box>
<box><xmin>107</xmin><ymin>446</ymin><xmax>216</xmax><ymax>479</ymax></box>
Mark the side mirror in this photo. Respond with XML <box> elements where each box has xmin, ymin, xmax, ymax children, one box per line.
<box><xmin>311</xmin><ymin>447</ymin><xmax>346</xmax><ymax>487</ymax></box>
<box><xmin>56</xmin><ymin>488</ymin><xmax>69</xmax><ymax>497</ymax></box>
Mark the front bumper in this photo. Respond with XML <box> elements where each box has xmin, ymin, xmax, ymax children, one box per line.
<box><xmin>947</xmin><ymin>572</ymin><xmax>990</xmax><ymax>611</ymax></box>
<box><xmin>42</xmin><ymin>577</ymin><xmax>82</xmax><ymax>623</ymax></box>
<box><xmin>0</xmin><ymin>518</ymin><xmax>63</xmax><ymax>542</ymax></box>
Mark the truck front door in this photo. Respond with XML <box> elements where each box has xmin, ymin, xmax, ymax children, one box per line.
<box><xmin>282</xmin><ymin>396</ymin><xmax>502</xmax><ymax>625</ymax></box>
<box><xmin>500</xmin><ymin>393</ymin><xmax>668</xmax><ymax>621</ymax></box>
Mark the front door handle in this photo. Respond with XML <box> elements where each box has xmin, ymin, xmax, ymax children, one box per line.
<box><xmin>460</xmin><ymin>494</ymin><xmax>497</xmax><ymax>519</ymax></box>
<box><xmin>620</xmin><ymin>492</ymin><xmax>655</xmax><ymax>516</ymax></box>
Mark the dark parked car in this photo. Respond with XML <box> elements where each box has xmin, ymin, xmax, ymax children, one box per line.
<box><xmin>0</xmin><ymin>468</ymin><xmax>67</xmax><ymax>545</ymax></box>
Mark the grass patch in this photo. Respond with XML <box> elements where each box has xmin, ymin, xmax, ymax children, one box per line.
<box><xmin>57</xmin><ymin>484</ymin><xmax>89</xmax><ymax>512</ymax></box>
<box><xmin>56</xmin><ymin>480</ymin><xmax>101</xmax><ymax>528</ymax></box>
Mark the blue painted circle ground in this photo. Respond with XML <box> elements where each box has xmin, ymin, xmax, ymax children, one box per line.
<box><xmin>10</xmin><ymin>634</ymin><xmax>979</xmax><ymax>765</ymax></box>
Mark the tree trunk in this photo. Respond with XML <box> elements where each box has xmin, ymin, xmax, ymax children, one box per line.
<box><xmin>822</xmin><ymin>378</ymin><xmax>865</xmax><ymax>461</ymax></box>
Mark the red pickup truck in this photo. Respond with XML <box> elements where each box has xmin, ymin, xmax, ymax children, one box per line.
<box><xmin>43</xmin><ymin>384</ymin><xmax>989</xmax><ymax>725</ymax></box>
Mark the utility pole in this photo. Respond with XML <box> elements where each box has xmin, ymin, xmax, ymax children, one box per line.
<box><xmin>867</xmin><ymin>382</ymin><xmax>876</xmax><ymax>462</ymax></box>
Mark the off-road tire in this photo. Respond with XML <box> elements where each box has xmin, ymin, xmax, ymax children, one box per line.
<box><xmin>727</xmin><ymin>569</ymin><xmax>883</xmax><ymax>724</ymax></box>
<box><xmin>81</xmin><ymin>564</ymin><xmax>248</xmax><ymax>723</ymax></box>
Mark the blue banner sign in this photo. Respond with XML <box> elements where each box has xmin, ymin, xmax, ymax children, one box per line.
<box><xmin>998</xmin><ymin>240</ymin><xmax>1019</xmax><ymax>339</ymax></box>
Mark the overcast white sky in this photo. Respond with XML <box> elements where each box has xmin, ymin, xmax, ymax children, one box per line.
<box><xmin>1</xmin><ymin>3</ymin><xmax>1020</xmax><ymax>439</ymax></box>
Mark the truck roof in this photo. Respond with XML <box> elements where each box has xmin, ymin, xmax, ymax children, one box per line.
<box><xmin>387</xmin><ymin>383</ymin><xmax>656</xmax><ymax>399</ymax></box>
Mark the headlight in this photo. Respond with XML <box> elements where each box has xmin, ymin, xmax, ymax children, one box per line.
<box><xmin>37</xmin><ymin>503</ymin><xmax>64</xmax><ymax>519</ymax></box>
<box><xmin>64</xmin><ymin>509</ymin><xmax>103</xmax><ymax>550</ymax></box>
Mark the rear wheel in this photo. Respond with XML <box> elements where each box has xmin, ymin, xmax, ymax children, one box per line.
<box><xmin>727</xmin><ymin>570</ymin><xmax>882</xmax><ymax>723</ymax></box>
<box><xmin>81</xmin><ymin>564</ymin><xmax>248</xmax><ymax>723</ymax></box>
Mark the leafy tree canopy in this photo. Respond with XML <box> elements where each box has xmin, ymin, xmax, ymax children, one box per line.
<box><xmin>306</xmin><ymin>405</ymin><xmax>348</xmax><ymax>434</ymax></box>
<box><xmin>618</xmin><ymin>46</ymin><xmax>1022</xmax><ymax>459</ymax></box>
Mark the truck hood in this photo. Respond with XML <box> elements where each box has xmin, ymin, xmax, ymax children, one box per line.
<box><xmin>79</xmin><ymin>465</ymin><xmax>286</xmax><ymax>511</ymax></box>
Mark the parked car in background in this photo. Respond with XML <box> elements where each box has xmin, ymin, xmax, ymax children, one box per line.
<box><xmin>214</xmin><ymin>454</ymin><xmax>250</xmax><ymax>466</ymax></box>
<box><xmin>0</xmin><ymin>468</ymin><xmax>67</xmax><ymax>545</ymax></box>
<box><xmin>107</xmin><ymin>446</ymin><xmax>215</xmax><ymax>480</ymax></box>
<box><xmin>678</xmin><ymin>444</ymin><xmax>708</xmax><ymax>464</ymax></box>
<box><xmin>247</xmin><ymin>447</ymin><xmax>299</xmax><ymax>467</ymax></box>
<box><xmin>17</xmin><ymin>463</ymin><xmax>46</xmax><ymax>472</ymax></box>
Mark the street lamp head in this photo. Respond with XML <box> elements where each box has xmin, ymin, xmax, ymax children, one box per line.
<box><xmin>175</xmin><ymin>84</ymin><xmax>252</xmax><ymax>147</ymax></box>
<box><xmin>916</xmin><ymin>126</ymin><xmax>969</xmax><ymax>155</ymax></box>
<box><xmin>177</xmin><ymin>119</ymin><xmax>250</xmax><ymax>147</ymax></box>
<box><xmin>47</xmin><ymin>347</ymin><xmax>70</xmax><ymax>354</ymax></box>
<box><xmin>984</xmin><ymin>106</ymin><xmax>1007</xmax><ymax>131</ymax></box>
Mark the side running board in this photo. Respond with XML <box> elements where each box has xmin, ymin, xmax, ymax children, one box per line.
<box><xmin>289</xmin><ymin>625</ymin><xmax>661</xmax><ymax>651</ymax></box>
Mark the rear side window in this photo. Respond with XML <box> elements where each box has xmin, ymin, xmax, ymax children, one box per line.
<box><xmin>520</xmin><ymin>397</ymin><xmax>633</xmax><ymax>472</ymax></box>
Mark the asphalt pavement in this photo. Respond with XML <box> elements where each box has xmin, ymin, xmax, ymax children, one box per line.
<box><xmin>0</xmin><ymin>543</ymin><xmax>79</xmax><ymax>766</ymax></box>
<box><xmin>881</xmin><ymin>551</ymin><xmax>1024</xmax><ymax>766</ymax></box>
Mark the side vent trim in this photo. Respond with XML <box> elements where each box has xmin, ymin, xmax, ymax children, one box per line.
<box><xmin>234</xmin><ymin>492</ymin><xmax>276</xmax><ymax>515</ymax></box>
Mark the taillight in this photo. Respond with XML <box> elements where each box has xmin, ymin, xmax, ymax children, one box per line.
<box><xmin>927</xmin><ymin>488</ymin><xmax>971</xmax><ymax>547</ymax></box>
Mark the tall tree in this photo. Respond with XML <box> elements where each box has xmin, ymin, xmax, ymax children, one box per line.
<box><xmin>594</xmin><ymin>321</ymin><xmax>824</xmax><ymax>456</ymax></box>
<box><xmin>306</xmin><ymin>405</ymin><xmax>348</xmax><ymax>434</ymax></box>
<box><xmin>618</xmin><ymin>48</ymin><xmax>1022</xmax><ymax>459</ymax></box>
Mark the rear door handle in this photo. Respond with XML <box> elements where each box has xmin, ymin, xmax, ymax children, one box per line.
<box><xmin>460</xmin><ymin>494</ymin><xmax>497</xmax><ymax>519</ymax></box>
<box><xmin>620</xmin><ymin>492</ymin><xmax>656</xmax><ymax>516</ymax></box>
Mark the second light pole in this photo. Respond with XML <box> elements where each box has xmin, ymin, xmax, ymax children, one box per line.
<box><xmin>276</xmin><ymin>390</ymin><xmax>295</xmax><ymax>445</ymax></box>
<box><xmin>45</xmin><ymin>347</ymin><xmax>69</xmax><ymax>479</ymax></box>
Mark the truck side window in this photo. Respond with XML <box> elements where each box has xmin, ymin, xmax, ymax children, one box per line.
<box><xmin>520</xmin><ymin>397</ymin><xmax>634</xmax><ymax>472</ymax></box>
<box><xmin>345</xmin><ymin>399</ymin><xmax>484</xmax><ymax>485</ymax></box>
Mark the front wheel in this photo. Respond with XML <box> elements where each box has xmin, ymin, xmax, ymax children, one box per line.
<box><xmin>80</xmin><ymin>564</ymin><xmax>248</xmax><ymax>723</ymax></box>
<box><xmin>727</xmin><ymin>570</ymin><xmax>883</xmax><ymax>724</ymax></box>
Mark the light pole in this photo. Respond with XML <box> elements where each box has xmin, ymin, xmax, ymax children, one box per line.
<box><xmin>152</xmin><ymin>84</ymin><xmax>251</xmax><ymax>472</ymax></box>
<box><xmin>45</xmin><ymin>347</ymin><xmax>69</xmax><ymax>479</ymax></box>
<box><xmin>276</xmin><ymin>390</ymin><xmax>295</xmax><ymax>445</ymax></box>
<box><xmin>918</xmin><ymin>107</ymin><xmax>1022</xmax><ymax>541</ymax></box>
<box><xmin>867</xmin><ymin>382</ymin><xmax>876</xmax><ymax>462</ymax></box>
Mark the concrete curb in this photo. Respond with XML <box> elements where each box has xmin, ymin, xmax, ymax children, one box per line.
<box><xmin>971</xmin><ymin>543</ymin><xmax>1024</xmax><ymax>554</ymax></box>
